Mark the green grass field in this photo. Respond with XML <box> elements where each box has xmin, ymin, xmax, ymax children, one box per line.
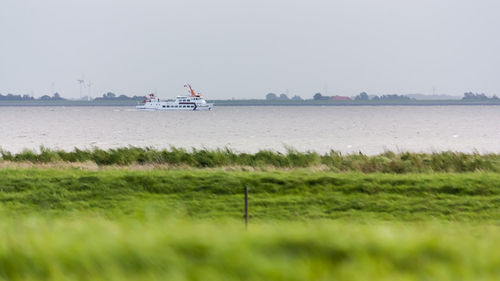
<box><xmin>0</xmin><ymin>165</ymin><xmax>499</xmax><ymax>280</ymax></box>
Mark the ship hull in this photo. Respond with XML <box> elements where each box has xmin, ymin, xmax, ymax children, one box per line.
<box><xmin>136</xmin><ymin>102</ymin><xmax>213</xmax><ymax>111</ymax></box>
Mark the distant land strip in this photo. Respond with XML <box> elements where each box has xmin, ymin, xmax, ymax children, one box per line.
<box><xmin>2</xmin><ymin>99</ymin><xmax>500</xmax><ymax>106</ymax></box>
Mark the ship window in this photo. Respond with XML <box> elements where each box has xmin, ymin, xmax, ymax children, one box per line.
<box><xmin>162</xmin><ymin>105</ymin><xmax>165</xmax><ymax>108</ymax></box>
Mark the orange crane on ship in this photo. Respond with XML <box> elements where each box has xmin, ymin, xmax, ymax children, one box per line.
<box><xmin>184</xmin><ymin>84</ymin><xmax>202</xmax><ymax>97</ymax></box>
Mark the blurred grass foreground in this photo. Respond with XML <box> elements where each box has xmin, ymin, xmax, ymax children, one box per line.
<box><xmin>0</xmin><ymin>218</ymin><xmax>499</xmax><ymax>281</ymax></box>
<box><xmin>2</xmin><ymin>146</ymin><xmax>500</xmax><ymax>172</ymax></box>
<box><xmin>0</xmin><ymin>147</ymin><xmax>499</xmax><ymax>280</ymax></box>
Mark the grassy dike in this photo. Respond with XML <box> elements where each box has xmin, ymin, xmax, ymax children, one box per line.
<box><xmin>0</xmin><ymin>168</ymin><xmax>499</xmax><ymax>220</ymax></box>
<box><xmin>0</xmin><ymin>166</ymin><xmax>499</xmax><ymax>280</ymax></box>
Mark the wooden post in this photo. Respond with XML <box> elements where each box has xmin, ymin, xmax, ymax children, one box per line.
<box><xmin>244</xmin><ymin>186</ymin><xmax>248</xmax><ymax>230</ymax></box>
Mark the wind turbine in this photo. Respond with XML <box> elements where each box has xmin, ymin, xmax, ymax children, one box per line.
<box><xmin>77</xmin><ymin>79</ymin><xmax>85</xmax><ymax>100</ymax></box>
<box><xmin>87</xmin><ymin>81</ymin><xmax>92</xmax><ymax>101</ymax></box>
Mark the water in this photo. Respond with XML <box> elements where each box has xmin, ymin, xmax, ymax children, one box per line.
<box><xmin>1</xmin><ymin>106</ymin><xmax>499</xmax><ymax>155</ymax></box>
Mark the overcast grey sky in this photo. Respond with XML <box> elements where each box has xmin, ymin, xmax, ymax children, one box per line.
<box><xmin>1</xmin><ymin>0</ymin><xmax>499</xmax><ymax>99</ymax></box>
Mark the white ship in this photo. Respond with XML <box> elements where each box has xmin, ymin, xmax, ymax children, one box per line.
<box><xmin>136</xmin><ymin>84</ymin><xmax>214</xmax><ymax>111</ymax></box>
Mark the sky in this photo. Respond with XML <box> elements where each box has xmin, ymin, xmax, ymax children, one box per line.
<box><xmin>1</xmin><ymin>0</ymin><xmax>499</xmax><ymax>100</ymax></box>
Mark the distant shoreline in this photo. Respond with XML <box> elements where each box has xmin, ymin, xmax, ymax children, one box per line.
<box><xmin>1</xmin><ymin>99</ymin><xmax>500</xmax><ymax>107</ymax></box>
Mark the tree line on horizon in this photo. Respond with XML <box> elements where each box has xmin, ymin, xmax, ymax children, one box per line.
<box><xmin>94</xmin><ymin>92</ymin><xmax>144</xmax><ymax>101</ymax></box>
<box><xmin>352</xmin><ymin>92</ymin><xmax>413</xmax><ymax>101</ymax></box>
<box><xmin>343</xmin><ymin>92</ymin><xmax>498</xmax><ymax>101</ymax></box>
<box><xmin>0</xmin><ymin>93</ymin><xmax>64</xmax><ymax>101</ymax></box>
<box><xmin>267</xmin><ymin>92</ymin><xmax>415</xmax><ymax>101</ymax></box>
<box><xmin>266</xmin><ymin>91</ymin><xmax>500</xmax><ymax>101</ymax></box>
<box><xmin>0</xmin><ymin>92</ymin><xmax>144</xmax><ymax>101</ymax></box>
<box><xmin>265</xmin><ymin>93</ymin><xmax>304</xmax><ymax>101</ymax></box>
<box><xmin>462</xmin><ymin>92</ymin><xmax>499</xmax><ymax>101</ymax></box>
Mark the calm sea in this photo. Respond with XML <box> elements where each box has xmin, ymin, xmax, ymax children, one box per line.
<box><xmin>1</xmin><ymin>106</ymin><xmax>499</xmax><ymax>155</ymax></box>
